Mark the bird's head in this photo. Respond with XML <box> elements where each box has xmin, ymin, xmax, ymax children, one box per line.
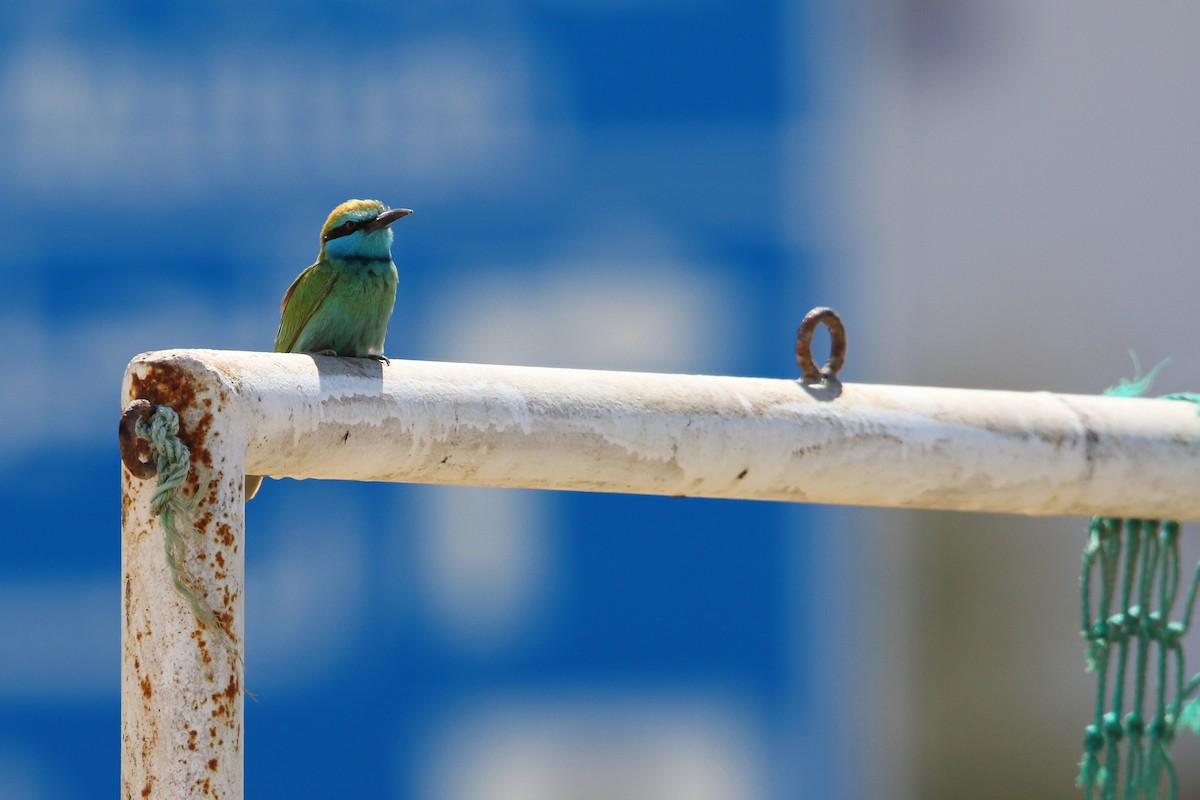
<box><xmin>319</xmin><ymin>199</ymin><xmax>412</xmax><ymax>260</ymax></box>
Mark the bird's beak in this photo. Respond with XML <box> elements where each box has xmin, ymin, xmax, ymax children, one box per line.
<box><xmin>368</xmin><ymin>208</ymin><xmax>413</xmax><ymax>229</ymax></box>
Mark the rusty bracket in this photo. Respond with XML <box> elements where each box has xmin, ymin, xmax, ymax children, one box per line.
<box><xmin>795</xmin><ymin>306</ymin><xmax>847</xmax><ymax>384</ymax></box>
<box><xmin>119</xmin><ymin>399</ymin><xmax>158</xmax><ymax>479</ymax></box>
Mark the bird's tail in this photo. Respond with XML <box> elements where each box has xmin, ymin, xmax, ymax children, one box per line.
<box><xmin>245</xmin><ymin>475</ymin><xmax>263</xmax><ymax>501</ymax></box>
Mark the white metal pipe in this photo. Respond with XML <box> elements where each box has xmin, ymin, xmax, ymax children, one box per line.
<box><xmin>120</xmin><ymin>347</ymin><xmax>1200</xmax><ymax>794</ymax></box>
<box><xmin>121</xmin><ymin>361</ymin><xmax>247</xmax><ymax>799</ymax></box>
<box><xmin>129</xmin><ymin>348</ymin><xmax>1200</xmax><ymax>520</ymax></box>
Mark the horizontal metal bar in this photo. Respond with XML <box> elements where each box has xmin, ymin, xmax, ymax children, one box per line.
<box><xmin>126</xmin><ymin>349</ymin><xmax>1200</xmax><ymax>520</ymax></box>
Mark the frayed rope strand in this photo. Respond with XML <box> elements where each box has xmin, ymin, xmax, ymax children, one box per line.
<box><xmin>133</xmin><ymin>406</ymin><xmax>239</xmax><ymax>661</ymax></box>
<box><xmin>1103</xmin><ymin>351</ymin><xmax>1169</xmax><ymax>399</ymax></box>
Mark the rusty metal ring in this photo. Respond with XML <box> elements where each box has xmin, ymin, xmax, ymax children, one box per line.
<box><xmin>119</xmin><ymin>399</ymin><xmax>158</xmax><ymax>479</ymax></box>
<box><xmin>795</xmin><ymin>307</ymin><xmax>846</xmax><ymax>383</ymax></box>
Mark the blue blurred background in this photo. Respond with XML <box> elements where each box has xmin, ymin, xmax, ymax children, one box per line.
<box><xmin>5</xmin><ymin>2</ymin><xmax>1200</xmax><ymax>798</ymax></box>
<box><xmin>0</xmin><ymin>2</ymin><xmax>834</xmax><ymax>798</ymax></box>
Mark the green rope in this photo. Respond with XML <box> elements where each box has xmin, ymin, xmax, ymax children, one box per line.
<box><xmin>134</xmin><ymin>405</ymin><xmax>238</xmax><ymax>659</ymax></box>
<box><xmin>1078</xmin><ymin>361</ymin><xmax>1199</xmax><ymax>798</ymax></box>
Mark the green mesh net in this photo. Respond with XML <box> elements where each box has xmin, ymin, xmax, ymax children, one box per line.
<box><xmin>1078</xmin><ymin>362</ymin><xmax>1200</xmax><ymax>799</ymax></box>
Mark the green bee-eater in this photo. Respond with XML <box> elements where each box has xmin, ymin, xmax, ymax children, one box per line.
<box><xmin>245</xmin><ymin>198</ymin><xmax>412</xmax><ymax>500</ymax></box>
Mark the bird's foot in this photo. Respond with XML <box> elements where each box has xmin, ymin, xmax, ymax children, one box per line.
<box><xmin>366</xmin><ymin>353</ymin><xmax>391</xmax><ymax>366</ymax></box>
<box><xmin>304</xmin><ymin>349</ymin><xmax>339</xmax><ymax>357</ymax></box>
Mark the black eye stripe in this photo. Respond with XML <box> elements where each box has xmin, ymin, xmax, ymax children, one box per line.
<box><xmin>322</xmin><ymin>218</ymin><xmax>366</xmax><ymax>242</ymax></box>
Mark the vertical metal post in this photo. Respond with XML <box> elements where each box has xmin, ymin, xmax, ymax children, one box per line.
<box><xmin>121</xmin><ymin>358</ymin><xmax>247</xmax><ymax>799</ymax></box>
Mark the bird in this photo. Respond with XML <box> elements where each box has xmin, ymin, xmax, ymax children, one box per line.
<box><xmin>245</xmin><ymin>199</ymin><xmax>412</xmax><ymax>500</ymax></box>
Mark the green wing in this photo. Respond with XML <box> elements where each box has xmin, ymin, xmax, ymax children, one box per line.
<box><xmin>273</xmin><ymin>261</ymin><xmax>339</xmax><ymax>353</ymax></box>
